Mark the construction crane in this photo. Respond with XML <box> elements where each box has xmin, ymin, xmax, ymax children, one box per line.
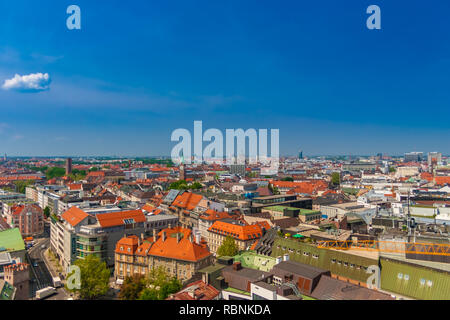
<box><xmin>316</xmin><ymin>240</ymin><xmax>450</xmax><ymax>256</ymax></box>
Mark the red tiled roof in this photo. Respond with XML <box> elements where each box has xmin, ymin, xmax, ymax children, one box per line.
<box><xmin>147</xmin><ymin>227</ymin><xmax>212</xmax><ymax>262</ymax></box>
<box><xmin>167</xmin><ymin>280</ymin><xmax>220</xmax><ymax>300</ymax></box>
<box><xmin>61</xmin><ymin>206</ymin><xmax>89</xmax><ymax>227</ymax></box>
<box><xmin>208</xmin><ymin>221</ymin><xmax>265</xmax><ymax>241</ymax></box>
<box><xmin>172</xmin><ymin>192</ymin><xmax>203</xmax><ymax>211</ymax></box>
<box><xmin>435</xmin><ymin>176</ymin><xmax>450</xmax><ymax>185</ymax></box>
<box><xmin>97</xmin><ymin>210</ymin><xmax>146</xmax><ymax>228</ymax></box>
<box><xmin>115</xmin><ymin>235</ymin><xmax>139</xmax><ymax>255</ymax></box>
<box><xmin>199</xmin><ymin>209</ymin><xmax>232</xmax><ymax>221</ymax></box>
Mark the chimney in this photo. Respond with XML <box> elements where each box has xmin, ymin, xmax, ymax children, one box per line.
<box><xmin>153</xmin><ymin>229</ymin><xmax>157</xmax><ymax>242</ymax></box>
<box><xmin>195</xmin><ymin>234</ymin><xmax>200</xmax><ymax>245</ymax></box>
<box><xmin>276</xmin><ymin>256</ymin><xmax>282</xmax><ymax>264</ymax></box>
<box><xmin>168</xmin><ymin>223</ymin><xmax>172</xmax><ymax>229</ymax></box>
<box><xmin>232</xmin><ymin>262</ymin><xmax>242</xmax><ymax>271</ymax></box>
<box><xmin>162</xmin><ymin>231</ymin><xmax>166</xmax><ymax>242</ymax></box>
<box><xmin>177</xmin><ymin>232</ymin><xmax>181</xmax><ymax>243</ymax></box>
<box><xmin>283</xmin><ymin>253</ymin><xmax>289</xmax><ymax>262</ymax></box>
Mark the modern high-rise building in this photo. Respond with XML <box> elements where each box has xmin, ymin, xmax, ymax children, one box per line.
<box><xmin>298</xmin><ymin>150</ymin><xmax>303</xmax><ymax>159</ymax></box>
<box><xmin>404</xmin><ymin>152</ymin><xmax>423</xmax><ymax>162</ymax></box>
<box><xmin>230</xmin><ymin>164</ymin><xmax>246</xmax><ymax>177</ymax></box>
<box><xmin>428</xmin><ymin>152</ymin><xmax>442</xmax><ymax>167</ymax></box>
<box><xmin>65</xmin><ymin>158</ymin><xmax>72</xmax><ymax>175</ymax></box>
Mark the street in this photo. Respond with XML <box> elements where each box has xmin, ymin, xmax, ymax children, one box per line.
<box><xmin>27</xmin><ymin>221</ymin><xmax>69</xmax><ymax>300</ymax></box>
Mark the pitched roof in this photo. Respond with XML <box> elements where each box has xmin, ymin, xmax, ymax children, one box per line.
<box><xmin>115</xmin><ymin>235</ymin><xmax>139</xmax><ymax>255</ymax></box>
<box><xmin>167</xmin><ymin>280</ymin><xmax>220</xmax><ymax>300</ymax></box>
<box><xmin>208</xmin><ymin>221</ymin><xmax>265</xmax><ymax>241</ymax></box>
<box><xmin>148</xmin><ymin>227</ymin><xmax>211</xmax><ymax>262</ymax></box>
<box><xmin>61</xmin><ymin>206</ymin><xmax>89</xmax><ymax>227</ymax></box>
<box><xmin>172</xmin><ymin>192</ymin><xmax>203</xmax><ymax>211</ymax></box>
<box><xmin>199</xmin><ymin>209</ymin><xmax>232</xmax><ymax>221</ymax></box>
<box><xmin>96</xmin><ymin>210</ymin><xmax>146</xmax><ymax>228</ymax></box>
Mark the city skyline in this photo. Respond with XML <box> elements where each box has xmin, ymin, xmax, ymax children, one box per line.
<box><xmin>1</xmin><ymin>1</ymin><xmax>450</xmax><ymax>156</ymax></box>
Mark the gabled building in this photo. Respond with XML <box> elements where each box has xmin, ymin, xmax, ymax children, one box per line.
<box><xmin>50</xmin><ymin>206</ymin><xmax>148</xmax><ymax>271</ymax></box>
<box><xmin>114</xmin><ymin>226</ymin><xmax>213</xmax><ymax>283</ymax></box>
<box><xmin>6</xmin><ymin>204</ymin><xmax>44</xmax><ymax>237</ymax></box>
<box><xmin>207</xmin><ymin>220</ymin><xmax>269</xmax><ymax>254</ymax></box>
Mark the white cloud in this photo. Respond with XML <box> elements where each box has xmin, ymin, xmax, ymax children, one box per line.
<box><xmin>2</xmin><ymin>73</ymin><xmax>51</xmax><ymax>92</ymax></box>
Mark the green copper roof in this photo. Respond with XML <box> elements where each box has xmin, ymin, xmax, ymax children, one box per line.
<box><xmin>380</xmin><ymin>258</ymin><xmax>450</xmax><ymax>300</ymax></box>
<box><xmin>271</xmin><ymin>237</ymin><xmax>378</xmax><ymax>283</ymax></box>
<box><xmin>0</xmin><ymin>228</ymin><xmax>25</xmax><ymax>252</ymax></box>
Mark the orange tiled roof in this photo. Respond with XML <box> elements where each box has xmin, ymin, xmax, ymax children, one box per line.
<box><xmin>115</xmin><ymin>235</ymin><xmax>139</xmax><ymax>255</ymax></box>
<box><xmin>96</xmin><ymin>210</ymin><xmax>145</xmax><ymax>228</ymax></box>
<box><xmin>200</xmin><ymin>209</ymin><xmax>232</xmax><ymax>221</ymax></box>
<box><xmin>148</xmin><ymin>227</ymin><xmax>211</xmax><ymax>262</ymax></box>
<box><xmin>68</xmin><ymin>183</ymin><xmax>82</xmax><ymax>190</ymax></box>
<box><xmin>172</xmin><ymin>192</ymin><xmax>203</xmax><ymax>211</ymax></box>
<box><xmin>61</xmin><ymin>206</ymin><xmax>89</xmax><ymax>227</ymax></box>
<box><xmin>167</xmin><ymin>280</ymin><xmax>220</xmax><ymax>300</ymax></box>
<box><xmin>87</xmin><ymin>171</ymin><xmax>105</xmax><ymax>177</ymax></box>
<box><xmin>208</xmin><ymin>221</ymin><xmax>264</xmax><ymax>241</ymax></box>
<box><xmin>435</xmin><ymin>176</ymin><xmax>450</xmax><ymax>185</ymax></box>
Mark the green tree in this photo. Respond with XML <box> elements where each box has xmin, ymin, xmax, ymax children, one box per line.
<box><xmin>45</xmin><ymin>167</ymin><xmax>66</xmax><ymax>179</ymax></box>
<box><xmin>67</xmin><ymin>255</ymin><xmax>110</xmax><ymax>300</ymax></box>
<box><xmin>282</xmin><ymin>177</ymin><xmax>294</xmax><ymax>181</ymax></box>
<box><xmin>217</xmin><ymin>236</ymin><xmax>239</xmax><ymax>257</ymax></box>
<box><xmin>190</xmin><ymin>182</ymin><xmax>203</xmax><ymax>190</ymax></box>
<box><xmin>119</xmin><ymin>274</ymin><xmax>146</xmax><ymax>300</ymax></box>
<box><xmin>139</xmin><ymin>266</ymin><xmax>182</xmax><ymax>300</ymax></box>
<box><xmin>14</xmin><ymin>180</ymin><xmax>35</xmax><ymax>194</ymax></box>
<box><xmin>43</xmin><ymin>207</ymin><xmax>51</xmax><ymax>218</ymax></box>
<box><xmin>169</xmin><ymin>180</ymin><xmax>189</xmax><ymax>190</ymax></box>
<box><xmin>331</xmin><ymin>172</ymin><xmax>340</xmax><ymax>186</ymax></box>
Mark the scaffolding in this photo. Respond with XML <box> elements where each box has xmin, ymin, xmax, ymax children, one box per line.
<box><xmin>316</xmin><ymin>240</ymin><xmax>450</xmax><ymax>256</ymax></box>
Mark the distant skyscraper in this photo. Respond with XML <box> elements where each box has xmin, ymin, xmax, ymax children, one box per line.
<box><xmin>230</xmin><ymin>164</ymin><xmax>246</xmax><ymax>177</ymax></box>
<box><xmin>298</xmin><ymin>150</ymin><xmax>303</xmax><ymax>159</ymax></box>
<box><xmin>428</xmin><ymin>152</ymin><xmax>442</xmax><ymax>167</ymax></box>
<box><xmin>65</xmin><ymin>158</ymin><xmax>72</xmax><ymax>175</ymax></box>
<box><xmin>404</xmin><ymin>152</ymin><xmax>423</xmax><ymax>162</ymax></box>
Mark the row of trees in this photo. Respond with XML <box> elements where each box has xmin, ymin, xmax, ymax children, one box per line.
<box><xmin>65</xmin><ymin>255</ymin><xmax>182</xmax><ymax>300</ymax></box>
<box><xmin>119</xmin><ymin>267</ymin><xmax>182</xmax><ymax>300</ymax></box>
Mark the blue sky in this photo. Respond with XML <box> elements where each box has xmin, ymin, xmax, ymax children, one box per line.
<box><xmin>0</xmin><ymin>0</ymin><xmax>449</xmax><ymax>157</ymax></box>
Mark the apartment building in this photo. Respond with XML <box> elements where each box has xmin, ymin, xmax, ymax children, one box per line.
<box><xmin>5</xmin><ymin>204</ymin><xmax>44</xmax><ymax>237</ymax></box>
<box><xmin>207</xmin><ymin>220</ymin><xmax>269</xmax><ymax>254</ymax></box>
<box><xmin>50</xmin><ymin>206</ymin><xmax>148</xmax><ymax>272</ymax></box>
<box><xmin>114</xmin><ymin>226</ymin><xmax>213</xmax><ymax>282</ymax></box>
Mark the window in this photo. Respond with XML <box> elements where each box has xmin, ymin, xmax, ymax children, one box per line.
<box><xmin>331</xmin><ymin>259</ymin><xmax>336</xmax><ymax>263</ymax></box>
<box><xmin>420</xmin><ymin>279</ymin><xmax>426</xmax><ymax>286</ymax></box>
<box><xmin>427</xmin><ymin>280</ymin><xmax>433</xmax><ymax>287</ymax></box>
<box><xmin>343</xmin><ymin>262</ymin><xmax>348</xmax><ymax>267</ymax></box>
<box><xmin>397</xmin><ymin>273</ymin><xmax>403</xmax><ymax>279</ymax></box>
<box><xmin>404</xmin><ymin>274</ymin><xmax>409</xmax><ymax>281</ymax></box>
